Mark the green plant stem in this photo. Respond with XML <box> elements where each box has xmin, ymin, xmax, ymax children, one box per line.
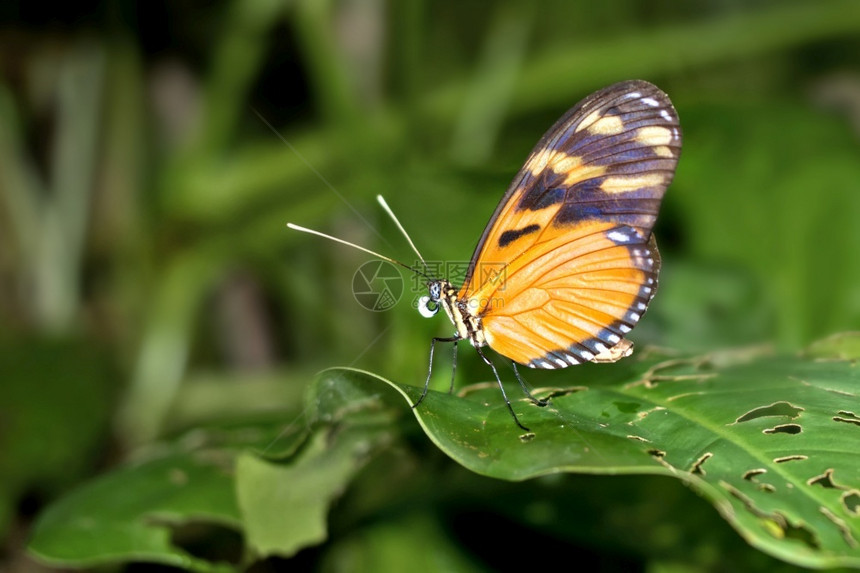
<box><xmin>450</xmin><ymin>1</ymin><xmax>535</xmax><ymax>166</ymax></box>
<box><xmin>194</xmin><ymin>0</ymin><xmax>287</xmax><ymax>159</ymax></box>
<box><xmin>292</xmin><ymin>0</ymin><xmax>361</xmax><ymax>126</ymax></box>
<box><xmin>37</xmin><ymin>44</ymin><xmax>104</xmax><ymax>332</ymax></box>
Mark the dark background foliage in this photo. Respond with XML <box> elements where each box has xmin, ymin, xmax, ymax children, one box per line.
<box><xmin>2</xmin><ymin>0</ymin><xmax>860</xmax><ymax>570</ymax></box>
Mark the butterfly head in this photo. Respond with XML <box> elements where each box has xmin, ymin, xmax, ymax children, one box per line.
<box><xmin>417</xmin><ymin>280</ymin><xmax>446</xmax><ymax>318</ymax></box>
<box><xmin>417</xmin><ymin>279</ymin><xmax>485</xmax><ymax>346</ymax></box>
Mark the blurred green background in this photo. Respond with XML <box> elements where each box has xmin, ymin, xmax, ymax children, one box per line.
<box><xmin>2</xmin><ymin>0</ymin><xmax>860</xmax><ymax>570</ymax></box>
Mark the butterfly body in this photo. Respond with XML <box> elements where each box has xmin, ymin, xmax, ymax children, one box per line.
<box><xmin>437</xmin><ymin>280</ymin><xmax>486</xmax><ymax>347</ymax></box>
<box><xmin>421</xmin><ymin>278</ymin><xmax>489</xmax><ymax>349</ymax></box>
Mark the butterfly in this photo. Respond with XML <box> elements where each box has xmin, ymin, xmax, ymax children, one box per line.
<box><xmin>290</xmin><ymin>80</ymin><xmax>681</xmax><ymax>432</ymax></box>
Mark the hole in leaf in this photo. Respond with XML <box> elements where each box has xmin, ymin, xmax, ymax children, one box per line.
<box><xmin>723</xmin><ymin>483</ymin><xmax>819</xmax><ymax>549</ymax></box>
<box><xmin>636</xmin><ymin>406</ymin><xmax>666</xmax><ymax>421</ymax></box>
<box><xmin>165</xmin><ymin>521</ymin><xmax>244</xmax><ymax>565</ymax></box>
<box><xmin>626</xmin><ymin>435</ymin><xmax>651</xmax><ymax>443</ymax></box>
<box><xmin>762</xmin><ymin>424</ymin><xmax>801</xmax><ymax>435</ymax></box>
<box><xmin>743</xmin><ymin>469</ymin><xmax>767</xmax><ymax>480</ymax></box>
<box><xmin>841</xmin><ymin>491</ymin><xmax>860</xmax><ymax>516</ymax></box>
<box><xmin>734</xmin><ymin>401</ymin><xmax>803</xmax><ymax>423</ymax></box>
<box><xmin>774</xmin><ymin>455</ymin><xmax>808</xmax><ymax>463</ymax></box>
<box><xmin>690</xmin><ymin>452</ymin><xmax>712</xmax><ymax>475</ymax></box>
<box><xmin>638</xmin><ymin>357</ymin><xmax>716</xmax><ymax>388</ymax></box>
<box><xmin>833</xmin><ymin>415</ymin><xmax>860</xmax><ymax>427</ymax></box>
<box><xmin>820</xmin><ymin>506</ymin><xmax>859</xmax><ymax>549</ymax></box>
<box><xmin>780</xmin><ymin>517</ymin><xmax>820</xmax><ymax>549</ymax></box>
<box><xmin>643</xmin><ymin>357</ymin><xmax>702</xmax><ymax>378</ymax></box>
<box><xmin>808</xmin><ymin>469</ymin><xmax>841</xmax><ymax>489</ymax></box>
<box><xmin>648</xmin><ymin>449</ymin><xmax>675</xmax><ymax>471</ymax></box>
<box><xmin>519</xmin><ymin>432</ymin><xmax>536</xmax><ymax>443</ymax></box>
<box><xmin>665</xmin><ymin>391</ymin><xmax>707</xmax><ymax>403</ymax></box>
<box><xmin>535</xmin><ymin>386</ymin><xmax>586</xmax><ymax>400</ymax></box>
<box><xmin>759</xmin><ymin>483</ymin><xmax>776</xmax><ymax>493</ymax></box>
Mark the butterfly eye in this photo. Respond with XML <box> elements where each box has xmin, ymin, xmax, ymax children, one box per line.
<box><xmin>417</xmin><ymin>296</ymin><xmax>439</xmax><ymax>318</ymax></box>
<box><xmin>428</xmin><ymin>282</ymin><xmax>442</xmax><ymax>301</ymax></box>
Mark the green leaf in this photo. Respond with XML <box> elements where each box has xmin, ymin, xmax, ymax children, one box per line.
<box><xmin>28</xmin><ymin>448</ymin><xmax>240</xmax><ymax>572</ymax></box>
<box><xmin>0</xmin><ymin>338</ymin><xmax>113</xmax><ymax>539</ymax></box>
<box><xmin>316</xmin><ymin>336</ymin><xmax>860</xmax><ymax>569</ymax></box>
<box><xmin>27</xmin><ymin>361</ymin><xmax>405</xmax><ymax>569</ymax></box>
<box><xmin>26</xmin><ymin>420</ymin><xmax>296</xmax><ymax>571</ymax></box>
<box><xmin>236</xmin><ymin>365</ymin><xmax>406</xmax><ymax>558</ymax></box>
<box><xmin>236</xmin><ymin>428</ymin><xmax>391</xmax><ymax>559</ymax></box>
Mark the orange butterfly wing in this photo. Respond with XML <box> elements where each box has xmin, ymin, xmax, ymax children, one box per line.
<box><xmin>459</xmin><ymin>80</ymin><xmax>681</xmax><ymax>369</ymax></box>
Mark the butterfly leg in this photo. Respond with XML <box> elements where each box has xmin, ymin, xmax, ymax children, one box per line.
<box><xmin>413</xmin><ymin>335</ymin><xmax>460</xmax><ymax>409</ymax></box>
<box><xmin>448</xmin><ymin>339</ymin><xmax>459</xmax><ymax>394</ymax></box>
<box><xmin>512</xmin><ymin>362</ymin><xmax>549</xmax><ymax>407</ymax></box>
<box><xmin>475</xmin><ymin>346</ymin><xmax>530</xmax><ymax>432</ymax></box>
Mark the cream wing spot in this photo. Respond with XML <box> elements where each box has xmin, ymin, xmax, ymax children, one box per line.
<box><xmin>562</xmin><ymin>163</ymin><xmax>606</xmax><ymax>186</ymax></box>
<box><xmin>600</xmin><ymin>173</ymin><xmax>666</xmax><ymax>194</ymax></box>
<box><xmin>636</xmin><ymin>126</ymin><xmax>674</xmax><ymax>146</ymax></box>
<box><xmin>522</xmin><ymin>146</ymin><xmax>556</xmax><ymax>175</ymax></box>
<box><xmin>653</xmin><ymin>145</ymin><xmax>674</xmax><ymax>158</ymax></box>
<box><xmin>551</xmin><ymin>153</ymin><xmax>583</xmax><ymax>173</ymax></box>
<box><xmin>588</xmin><ymin>115</ymin><xmax>625</xmax><ymax>135</ymax></box>
<box><xmin>575</xmin><ymin>109</ymin><xmax>625</xmax><ymax>135</ymax></box>
<box><xmin>575</xmin><ymin>109</ymin><xmax>603</xmax><ymax>132</ymax></box>
<box><xmin>524</xmin><ymin>149</ymin><xmax>608</xmax><ymax>186</ymax></box>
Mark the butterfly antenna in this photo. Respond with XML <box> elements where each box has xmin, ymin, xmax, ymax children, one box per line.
<box><xmin>376</xmin><ymin>195</ymin><xmax>430</xmax><ymax>275</ymax></box>
<box><xmin>287</xmin><ymin>223</ymin><xmax>430</xmax><ymax>279</ymax></box>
